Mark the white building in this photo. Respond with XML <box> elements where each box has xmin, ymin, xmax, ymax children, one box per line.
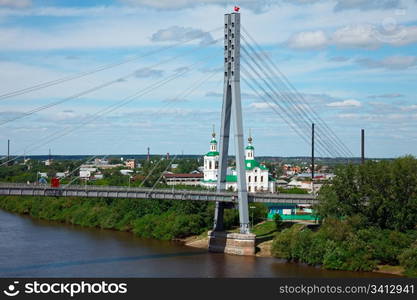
<box><xmin>94</xmin><ymin>158</ymin><xmax>109</xmax><ymax>165</ymax></box>
<box><xmin>200</xmin><ymin>132</ymin><xmax>276</xmax><ymax>193</ymax></box>
<box><xmin>79</xmin><ymin>170</ymin><xmax>91</xmax><ymax>179</ymax></box>
<box><xmin>120</xmin><ymin>169</ymin><xmax>134</xmax><ymax>176</ymax></box>
<box><xmin>80</xmin><ymin>166</ymin><xmax>97</xmax><ymax>172</ymax></box>
<box><xmin>55</xmin><ymin>172</ymin><xmax>68</xmax><ymax>178</ymax></box>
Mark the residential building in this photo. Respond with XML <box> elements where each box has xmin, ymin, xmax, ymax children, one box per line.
<box><xmin>164</xmin><ymin>173</ymin><xmax>204</xmax><ymax>186</ymax></box>
<box><xmin>55</xmin><ymin>172</ymin><xmax>68</xmax><ymax>179</ymax></box>
<box><xmin>125</xmin><ymin>159</ymin><xmax>136</xmax><ymax>169</ymax></box>
<box><xmin>79</xmin><ymin>170</ymin><xmax>91</xmax><ymax>179</ymax></box>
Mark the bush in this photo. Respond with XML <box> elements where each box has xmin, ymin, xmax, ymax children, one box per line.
<box><xmin>323</xmin><ymin>236</ymin><xmax>375</xmax><ymax>272</ymax></box>
<box><xmin>251</xmin><ymin>203</ymin><xmax>268</xmax><ymax>224</ymax></box>
<box><xmin>271</xmin><ymin>224</ymin><xmax>304</xmax><ymax>259</ymax></box>
<box><xmin>291</xmin><ymin>229</ymin><xmax>313</xmax><ymax>262</ymax></box>
<box><xmin>271</xmin><ymin>220</ymin><xmax>378</xmax><ymax>272</ymax></box>
<box><xmin>357</xmin><ymin>228</ymin><xmax>415</xmax><ymax>265</ymax></box>
<box><xmin>399</xmin><ymin>243</ymin><xmax>417</xmax><ymax>277</ymax></box>
<box><xmin>132</xmin><ymin>212</ymin><xmax>206</xmax><ymax>240</ymax></box>
<box><xmin>303</xmin><ymin>233</ymin><xmax>327</xmax><ymax>265</ymax></box>
<box><xmin>273</xmin><ymin>213</ymin><xmax>283</xmax><ymax>231</ymax></box>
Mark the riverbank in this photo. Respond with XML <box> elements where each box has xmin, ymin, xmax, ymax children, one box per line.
<box><xmin>0</xmin><ymin>195</ymin><xmax>214</xmax><ymax>240</ymax></box>
<box><xmin>182</xmin><ymin>222</ymin><xmax>407</xmax><ymax>277</ymax></box>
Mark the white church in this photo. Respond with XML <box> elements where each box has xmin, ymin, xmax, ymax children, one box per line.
<box><xmin>201</xmin><ymin>131</ymin><xmax>276</xmax><ymax>193</ymax></box>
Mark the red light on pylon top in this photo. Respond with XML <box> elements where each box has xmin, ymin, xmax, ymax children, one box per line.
<box><xmin>234</xmin><ymin>6</ymin><xmax>240</xmax><ymax>12</ymax></box>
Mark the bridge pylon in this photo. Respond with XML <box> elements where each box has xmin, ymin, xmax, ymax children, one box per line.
<box><xmin>208</xmin><ymin>11</ymin><xmax>255</xmax><ymax>256</ymax></box>
<box><xmin>214</xmin><ymin>12</ymin><xmax>250</xmax><ymax>234</ymax></box>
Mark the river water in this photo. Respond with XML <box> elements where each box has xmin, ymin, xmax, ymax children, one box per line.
<box><xmin>0</xmin><ymin>209</ymin><xmax>396</xmax><ymax>278</ymax></box>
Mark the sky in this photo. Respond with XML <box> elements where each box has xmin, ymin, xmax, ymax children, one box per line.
<box><xmin>0</xmin><ymin>0</ymin><xmax>416</xmax><ymax>158</ymax></box>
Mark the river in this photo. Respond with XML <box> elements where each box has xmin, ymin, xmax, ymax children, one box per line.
<box><xmin>0</xmin><ymin>209</ymin><xmax>395</xmax><ymax>278</ymax></box>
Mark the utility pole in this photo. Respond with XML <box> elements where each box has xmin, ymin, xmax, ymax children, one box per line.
<box><xmin>215</xmin><ymin>12</ymin><xmax>250</xmax><ymax>234</ymax></box>
<box><xmin>361</xmin><ymin>129</ymin><xmax>365</xmax><ymax>165</ymax></box>
<box><xmin>146</xmin><ymin>147</ymin><xmax>150</xmax><ymax>161</ymax></box>
<box><xmin>7</xmin><ymin>139</ymin><xmax>10</xmax><ymax>166</ymax></box>
<box><xmin>311</xmin><ymin>123</ymin><xmax>315</xmax><ymax>181</ymax></box>
<box><xmin>311</xmin><ymin>123</ymin><xmax>315</xmax><ymax>194</ymax></box>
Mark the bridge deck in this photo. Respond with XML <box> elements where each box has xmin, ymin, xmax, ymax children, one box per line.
<box><xmin>0</xmin><ymin>183</ymin><xmax>318</xmax><ymax>205</ymax></box>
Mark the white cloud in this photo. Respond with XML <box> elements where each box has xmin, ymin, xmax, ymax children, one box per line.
<box><xmin>0</xmin><ymin>20</ymin><xmax>153</xmax><ymax>50</ymax></box>
<box><xmin>401</xmin><ymin>104</ymin><xmax>417</xmax><ymax>111</ymax></box>
<box><xmin>118</xmin><ymin>0</ymin><xmax>279</xmax><ymax>12</ymax></box>
<box><xmin>337</xmin><ymin>111</ymin><xmax>417</xmax><ymax>124</ymax></box>
<box><xmin>356</xmin><ymin>55</ymin><xmax>417</xmax><ymax>70</ymax></box>
<box><xmin>120</xmin><ymin>0</ymin><xmax>232</xmax><ymax>10</ymax></box>
<box><xmin>334</xmin><ymin>0</ymin><xmax>400</xmax><ymax>11</ymax></box>
<box><xmin>118</xmin><ymin>0</ymin><xmax>405</xmax><ymax>13</ymax></box>
<box><xmin>332</xmin><ymin>24</ymin><xmax>380</xmax><ymax>48</ymax></box>
<box><xmin>249</xmin><ymin>102</ymin><xmax>278</xmax><ymax>110</ymax></box>
<box><xmin>0</xmin><ymin>0</ymin><xmax>31</xmax><ymax>8</ymax></box>
<box><xmin>337</xmin><ymin>113</ymin><xmax>361</xmax><ymax>119</ymax></box>
<box><xmin>134</xmin><ymin>68</ymin><xmax>164</xmax><ymax>78</ymax></box>
<box><xmin>151</xmin><ymin>26</ymin><xmax>214</xmax><ymax>45</ymax></box>
<box><xmin>327</xmin><ymin>99</ymin><xmax>362</xmax><ymax>107</ymax></box>
<box><xmin>286</xmin><ymin>23</ymin><xmax>417</xmax><ymax>50</ymax></box>
<box><xmin>368</xmin><ymin>93</ymin><xmax>404</xmax><ymax>98</ymax></box>
<box><xmin>287</xmin><ymin>30</ymin><xmax>328</xmax><ymax>49</ymax></box>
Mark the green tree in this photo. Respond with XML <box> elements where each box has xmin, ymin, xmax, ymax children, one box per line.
<box><xmin>399</xmin><ymin>242</ymin><xmax>417</xmax><ymax>277</ymax></box>
<box><xmin>316</xmin><ymin>156</ymin><xmax>417</xmax><ymax>231</ymax></box>
<box><xmin>273</xmin><ymin>213</ymin><xmax>283</xmax><ymax>231</ymax></box>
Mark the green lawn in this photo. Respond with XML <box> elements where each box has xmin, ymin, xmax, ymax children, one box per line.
<box><xmin>252</xmin><ymin>221</ymin><xmax>278</xmax><ymax>240</ymax></box>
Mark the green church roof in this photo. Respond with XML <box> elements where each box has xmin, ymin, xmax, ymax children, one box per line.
<box><xmin>205</xmin><ymin>151</ymin><xmax>219</xmax><ymax>157</ymax></box>
<box><xmin>202</xmin><ymin>176</ymin><xmax>237</xmax><ymax>183</ymax></box>
<box><xmin>226</xmin><ymin>175</ymin><xmax>237</xmax><ymax>182</ymax></box>
<box><xmin>210</xmin><ymin>139</ymin><xmax>217</xmax><ymax>144</ymax></box>
<box><xmin>245</xmin><ymin>159</ymin><xmax>268</xmax><ymax>170</ymax></box>
<box><xmin>245</xmin><ymin>145</ymin><xmax>254</xmax><ymax>150</ymax></box>
<box><xmin>201</xmin><ymin>179</ymin><xmax>216</xmax><ymax>183</ymax></box>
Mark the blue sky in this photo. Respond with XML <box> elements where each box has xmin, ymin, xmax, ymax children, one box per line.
<box><xmin>0</xmin><ymin>0</ymin><xmax>416</xmax><ymax>158</ymax></box>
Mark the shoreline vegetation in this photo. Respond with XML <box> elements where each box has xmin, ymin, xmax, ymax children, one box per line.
<box><xmin>0</xmin><ymin>156</ymin><xmax>416</xmax><ymax>277</ymax></box>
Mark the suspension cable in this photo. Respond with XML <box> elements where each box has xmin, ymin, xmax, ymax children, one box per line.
<box><xmin>0</xmin><ymin>38</ymin><xmax>222</xmax><ymax>126</ymax></box>
<box><xmin>0</xmin><ymin>27</ymin><xmax>222</xmax><ymax>102</ymax></box>
<box><xmin>241</xmin><ymin>27</ymin><xmax>353</xmax><ymax>158</ymax></box>
<box><xmin>241</xmin><ymin>52</ymin><xmax>339</xmax><ymax>157</ymax></box>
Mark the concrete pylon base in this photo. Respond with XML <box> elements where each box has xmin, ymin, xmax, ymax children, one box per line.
<box><xmin>208</xmin><ymin>230</ymin><xmax>256</xmax><ymax>256</ymax></box>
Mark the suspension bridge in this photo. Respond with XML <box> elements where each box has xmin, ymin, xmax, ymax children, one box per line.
<box><xmin>0</xmin><ymin>8</ymin><xmax>354</xmax><ymax>255</ymax></box>
<box><xmin>0</xmin><ymin>183</ymin><xmax>317</xmax><ymax>204</ymax></box>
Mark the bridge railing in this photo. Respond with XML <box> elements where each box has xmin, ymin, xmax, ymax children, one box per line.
<box><xmin>0</xmin><ymin>182</ymin><xmax>236</xmax><ymax>196</ymax></box>
<box><xmin>0</xmin><ymin>182</ymin><xmax>317</xmax><ymax>203</ymax></box>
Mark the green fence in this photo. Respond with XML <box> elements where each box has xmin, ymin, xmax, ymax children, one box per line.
<box><xmin>267</xmin><ymin>213</ymin><xmax>318</xmax><ymax>221</ymax></box>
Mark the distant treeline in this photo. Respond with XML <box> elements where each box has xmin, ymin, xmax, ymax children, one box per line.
<box><xmin>1</xmin><ymin>155</ymin><xmax>394</xmax><ymax>165</ymax></box>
